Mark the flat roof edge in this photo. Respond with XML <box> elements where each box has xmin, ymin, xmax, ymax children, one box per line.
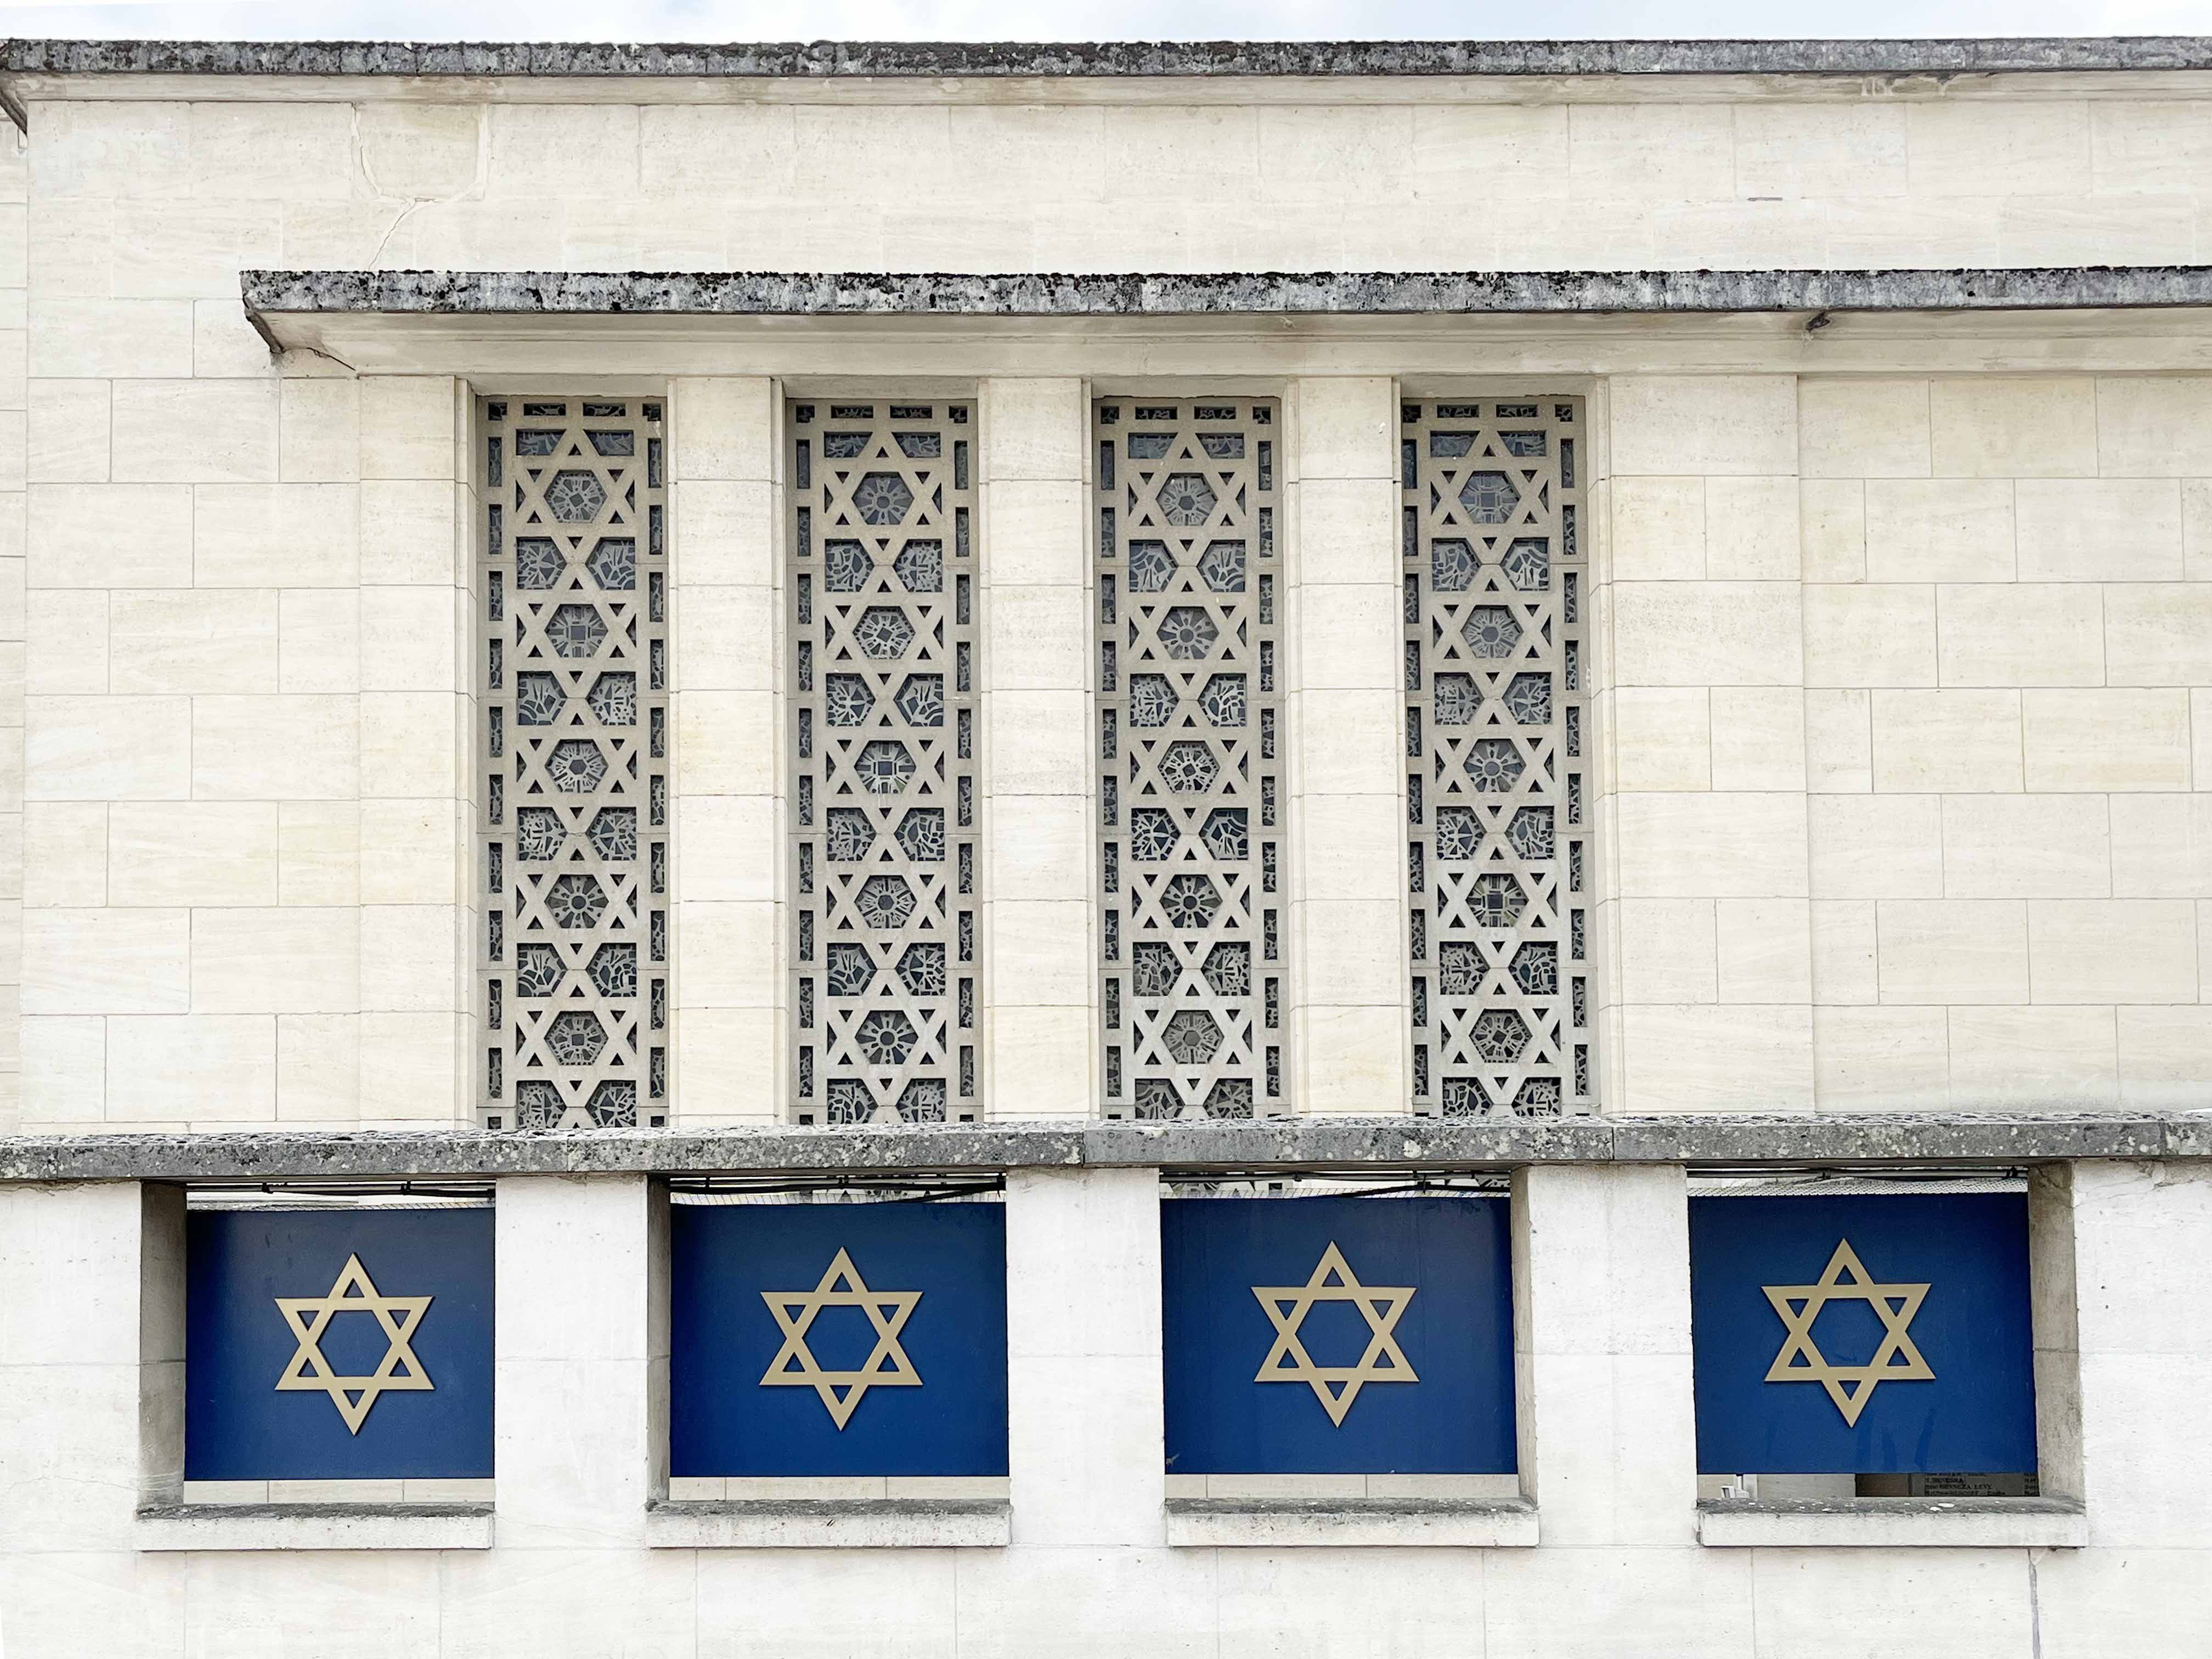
<box><xmin>3</xmin><ymin>1113</ymin><xmax>2206</xmax><ymax>1181</ymax></box>
<box><xmin>241</xmin><ymin>267</ymin><xmax>2212</xmax><ymax>319</ymax></box>
<box><xmin>12</xmin><ymin>36</ymin><xmax>2212</xmax><ymax>80</ymax></box>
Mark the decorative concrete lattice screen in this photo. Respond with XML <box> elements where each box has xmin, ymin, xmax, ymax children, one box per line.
<box><xmin>788</xmin><ymin>400</ymin><xmax>979</xmax><ymax>1125</ymax></box>
<box><xmin>1096</xmin><ymin>398</ymin><xmax>1285</xmax><ymax>1120</ymax></box>
<box><xmin>477</xmin><ymin>398</ymin><xmax>670</xmax><ymax>1130</ymax></box>
<box><xmin>1403</xmin><ymin>398</ymin><xmax>1592</xmax><ymax>1116</ymax></box>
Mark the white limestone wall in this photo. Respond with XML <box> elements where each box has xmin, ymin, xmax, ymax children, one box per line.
<box><xmin>1593</xmin><ymin>376</ymin><xmax>1816</xmax><ymax>1114</ymax></box>
<box><xmin>4</xmin><ymin>1160</ymin><xmax>2210</xmax><ymax>1655</ymax></box>
<box><xmin>51</xmin><ymin>92</ymin><xmax>2212</xmax><ymax>278</ymax></box>
<box><xmin>1796</xmin><ymin>375</ymin><xmax>2212</xmax><ymax>1110</ymax></box>
<box><xmin>10</xmin><ymin>86</ymin><xmax>2212</xmax><ymax>1126</ymax></box>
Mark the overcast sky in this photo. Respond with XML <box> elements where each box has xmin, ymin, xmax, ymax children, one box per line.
<box><xmin>1</xmin><ymin>0</ymin><xmax>2209</xmax><ymax>43</ymax></box>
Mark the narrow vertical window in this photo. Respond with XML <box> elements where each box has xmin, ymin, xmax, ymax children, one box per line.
<box><xmin>479</xmin><ymin>397</ymin><xmax>669</xmax><ymax>1129</ymax></box>
<box><xmin>1097</xmin><ymin>397</ymin><xmax>1284</xmax><ymax>1120</ymax></box>
<box><xmin>1404</xmin><ymin>398</ymin><xmax>1590</xmax><ymax>1115</ymax></box>
<box><xmin>789</xmin><ymin>400</ymin><xmax>978</xmax><ymax>1125</ymax></box>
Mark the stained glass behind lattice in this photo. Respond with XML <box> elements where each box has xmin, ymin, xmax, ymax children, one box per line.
<box><xmin>1404</xmin><ymin>398</ymin><xmax>1590</xmax><ymax>1116</ymax></box>
<box><xmin>1096</xmin><ymin>398</ymin><xmax>1285</xmax><ymax>1120</ymax></box>
<box><xmin>479</xmin><ymin>397</ymin><xmax>669</xmax><ymax>1130</ymax></box>
<box><xmin>790</xmin><ymin>401</ymin><xmax>978</xmax><ymax>1125</ymax></box>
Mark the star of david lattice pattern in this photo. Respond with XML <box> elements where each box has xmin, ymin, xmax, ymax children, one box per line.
<box><xmin>478</xmin><ymin>398</ymin><xmax>669</xmax><ymax>1130</ymax></box>
<box><xmin>1403</xmin><ymin>399</ymin><xmax>1592</xmax><ymax>1118</ymax></box>
<box><xmin>1096</xmin><ymin>399</ymin><xmax>1285</xmax><ymax>1120</ymax></box>
<box><xmin>791</xmin><ymin>402</ymin><xmax>978</xmax><ymax>1125</ymax></box>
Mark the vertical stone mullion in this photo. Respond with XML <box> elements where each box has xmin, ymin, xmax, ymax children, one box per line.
<box><xmin>1513</xmin><ymin>1162</ymin><xmax>1697</xmax><ymax>1544</ymax></box>
<box><xmin>1004</xmin><ymin>1166</ymin><xmax>1165</xmax><ymax>1544</ymax></box>
<box><xmin>1287</xmin><ymin>376</ymin><xmax>1406</xmax><ymax>1114</ymax></box>
<box><xmin>668</xmin><ymin>376</ymin><xmax>780</xmax><ymax>1123</ymax></box>
<box><xmin>983</xmin><ymin>379</ymin><xmax>1093</xmax><ymax>1119</ymax></box>
<box><xmin>493</xmin><ymin>1172</ymin><xmax>668</xmax><ymax>1549</ymax></box>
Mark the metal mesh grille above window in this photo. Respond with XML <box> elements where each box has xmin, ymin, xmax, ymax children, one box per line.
<box><xmin>478</xmin><ymin>397</ymin><xmax>670</xmax><ymax>1131</ymax></box>
<box><xmin>1403</xmin><ymin>397</ymin><xmax>1592</xmax><ymax>1116</ymax></box>
<box><xmin>789</xmin><ymin>400</ymin><xmax>979</xmax><ymax>1126</ymax></box>
<box><xmin>1096</xmin><ymin>397</ymin><xmax>1285</xmax><ymax>1120</ymax></box>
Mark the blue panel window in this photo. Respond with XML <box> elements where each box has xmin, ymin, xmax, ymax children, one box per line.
<box><xmin>1161</xmin><ymin>1195</ymin><xmax>1516</xmax><ymax>1475</ymax></box>
<box><xmin>671</xmin><ymin>1199</ymin><xmax>1008</xmax><ymax>1477</ymax></box>
<box><xmin>1690</xmin><ymin>1192</ymin><xmax>2036</xmax><ymax>1477</ymax></box>
<box><xmin>186</xmin><ymin>1206</ymin><xmax>495</xmax><ymax>1481</ymax></box>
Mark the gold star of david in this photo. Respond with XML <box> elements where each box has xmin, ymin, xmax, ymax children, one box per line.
<box><xmin>273</xmin><ymin>1254</ymin><xmax>435</xmax><ymax>1435</ymax></box>
<box><xmin>760</xmin><ymin>1248</ymin><xmax>922</xmax><ymax>1430</ymax></box>
<box><xmin>1763</xmin><ymin>1238</ymin><xmax>1934</xmax><ymax>1427</ymax></box>
<box><xmin>1252</xmin><ymin>1241</ymin><xmax>1418</xmax><ymax>1426</ymax></box>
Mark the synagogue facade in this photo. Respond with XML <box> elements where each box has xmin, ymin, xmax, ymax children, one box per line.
<box><xmin>1</xmin><ymin>34</ymin><xmax>2210</xmax><ymax>1657</ymax></box>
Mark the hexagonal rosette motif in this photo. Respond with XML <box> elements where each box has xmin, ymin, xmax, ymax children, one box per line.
<box><xmin>1160</xmin><ymin>1009</ymin><xmax>1224</xmax><ymax>1064</ymax></box>
<box><xmin>1157</xmin><ymin>606</ymin><xmax>1220</xmax><ymax>661</ymax></box>
<box><xmin>545</xmin><ymin>1011</ymin><xmax>608</xmax><ymax>1066</ymax></box>
<box><xmin>546</xmin><ymin>740</ymin><xmax>608</xmax><ymax>794</ymax></box>
<box><xmin>1462</xmin><ymin>606</ymin><xmax>1522</xmax><ymax>660</ymax></box>
<box><xmin>547</xmin><ymin>603</ymin><xmax>608</xmax><ymax>659</ymax></box>
<box><xmin>545</xmin><ymin>873</ymin><xmax>609</xmax><ymax>931</ymax></box>
<box><xmin>1469</xmin><ymin>1008</ymin><xmax>1531</xmax><ymax>1064</ymax></box>
<box><xmin>854</xmin><ymin>607</ymin><xmax>916</xmax><ymax>659</ymax></box>
<box><xmin>853</xmin><ymin>472</ymin><xmax>915</xmax><ymax>526</ymax></box>
<box><xmin>1458</xmin><ymin>471</ymin><xmax>1519</xmax><ymax>523</ymax></box>
<box><xmin>1159</xmin><ymin>741</ymin><xmax>1220</xmax><ymax>794</ymax></box>
<box><xmin>1156</xmin><ymin>473</ymin><xmax>1218</xmax><ymax>526</ymax></box>
<box><xmin>545</xmin><ymin>470</ymin><xmax>607</xmax><ymax>523</ymax></box>
<box><xmin>855</xmin><ymin>874</ymin><xmax>918</xmax><ymax>930</ymax></box>
<box><xmin>855</xmin><ymin>740</ymin><xmax>916</xmax><ymax>795</ymax></box>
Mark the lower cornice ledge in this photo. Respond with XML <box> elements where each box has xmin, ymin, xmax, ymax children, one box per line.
<box><xmin>7</xmin><ymin>1109</ymin><xmax>2208</xmax><ymax>1182</ymax></box>
<box><xmin>134</xmin><ymin>1501</ymin><xmax>494</xmax><ymax>1551</ymax></box>
<box><xmin>645</xmin><ymin>1497</ymin><xmax>1011</xmax><ymax>1549</ymax></box>
<box><xmin>1165</xmin><ymin>1495</ymin><xmax>1538</xmax><ymax>1547</ymax></box>
<box><xmin>1695</xmin><ymin>1496</ymin><xmax>2087</xmax><ymax>1548</ymax></box>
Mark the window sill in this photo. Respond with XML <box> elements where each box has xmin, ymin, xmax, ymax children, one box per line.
<box><xmin>135</xmin><ymin>1502</ymin><xmax>494</xmax><ymax>1552</ymax></box>
<box><xmin>644</xmin><ymin>1497</ymin><xmax>1011</xmax><ymax>1549</ymax></box>
<box><xmin>1696</xmin><ymin>1497</ymin><xmax>2087</xmax><ymax>1549</ymax></box>
<box><xmin>1165</xmin><ymin>1496</ymin><xmax>1538</xmax><ymax>1548</ymax></box>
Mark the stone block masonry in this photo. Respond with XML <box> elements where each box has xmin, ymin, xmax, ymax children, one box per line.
<box><xmin>3</xmin><ymin>33</ymin><xmax>2212</xmax><ymax>1654</ymax></box>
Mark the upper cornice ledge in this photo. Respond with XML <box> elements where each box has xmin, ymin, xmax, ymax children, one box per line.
<box><xmin>10</xmin><ymin>36</ymin><xmax>2212</xmax><ymax>77</ymax></box>
<box><xmin>241</xmin><ymin>267</ymin><xmax>2212</xmax><ymax>320</ymax></box>
<box><xmin>3</xmin><ymin>1113</ymin><xmax>2207</xmax><ymax>1182</ymax></box>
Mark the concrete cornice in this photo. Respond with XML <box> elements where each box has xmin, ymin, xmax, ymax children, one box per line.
<box><xmin>3</xmin><ymin>1114</ymin><xmax>2207</xmax><ymax>1183</ymax></box>
<box><xmin>10</xmin><ymin>37</ymin><xmax>2212</xmax><ymax>78</ymax></box>
<box><xmin>240</xmin><ymin>267</ymin><xmax>2212</xmax><ymax>321</ymax></box>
